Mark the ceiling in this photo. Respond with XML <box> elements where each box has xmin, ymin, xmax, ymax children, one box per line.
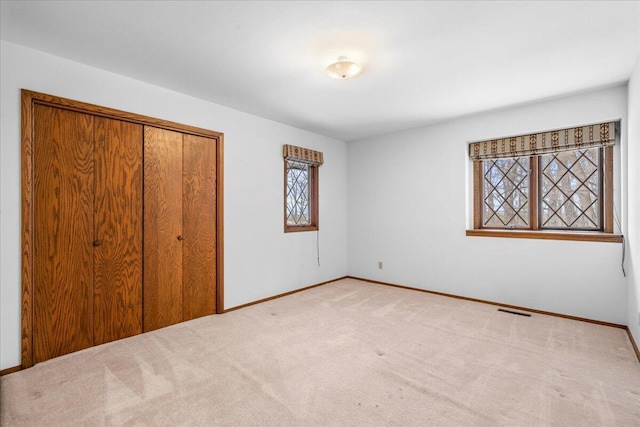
<box><xmin>1</xmin><ymin>1</ymin><xmax>639</xmax><ymax>141</ymax></box>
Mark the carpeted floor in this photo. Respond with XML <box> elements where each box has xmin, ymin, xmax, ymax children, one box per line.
<box><xmin>1</xmin><ymin>278</ymin><xmax>639</xmax><ymax>426</ymax></box>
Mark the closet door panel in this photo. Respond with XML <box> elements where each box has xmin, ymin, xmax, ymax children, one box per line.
<box><xmin>94</xmin><ymin>117</ymin><xmax>143</xmax><ymax>345</ymax></box>
<box><xmin>143</xmin><ymin>126</ymin><xmax>183</xmax><ymax>331</ymax></box>
<box><xmin>33</xmin><ymin>105</ymin><xmax>95</xmax><ymax>363</ymax></box>
<box><xmin>182</xmin><ymin>134</ymin><xmax>217</xmax><ymax>321</ymax></box>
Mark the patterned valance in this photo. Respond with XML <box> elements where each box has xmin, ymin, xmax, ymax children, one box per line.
<box><xmin>283</xmin><ymin>144</ymin><xmax>324</xmax><ymax>166</ymax></box>
<box><xmin>469</xmin><ymin>122</ymin><xmax>616</xmax><ymax>160</ymax></box>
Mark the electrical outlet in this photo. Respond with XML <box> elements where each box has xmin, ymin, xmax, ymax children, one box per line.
<box><xmin>378</xmin><ymin>261</ymin><xmax>383</xmax><ymax>269</ymax></box>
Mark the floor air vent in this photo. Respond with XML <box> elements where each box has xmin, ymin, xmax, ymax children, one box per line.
<box><xmin>498</xmin><ymin>308</ymin><xmax>532</xmax><ymax>317</ymax></box>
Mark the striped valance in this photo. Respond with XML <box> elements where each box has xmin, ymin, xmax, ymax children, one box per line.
<box><xmin>469</xmin><ymin>122</ymin><xmax>616</xmax><ymax>160</ymax></box>
<box><xmin>283</xmin><ymin>144</ymin><xmax>324</xmax><ymax>166</ymax></box>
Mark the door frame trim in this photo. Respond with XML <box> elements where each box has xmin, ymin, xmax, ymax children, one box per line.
<box><xmin>21</xmin><ymin>89</ymin><xmax>225</xmax><ymax>368</ymax></box>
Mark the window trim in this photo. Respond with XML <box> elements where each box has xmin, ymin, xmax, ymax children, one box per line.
<box><xmin>284</xmin><ymin>160</ymin><xmax>319</xmax><ymax>233</ymax></box>
<box><xmin>468</xmin><ymin>146</ymin><xmax>622</xmax><ymax>243</ymax></box>
<box><xmin>466</xmin><ymin>229</ymin><xmax>622</xmax><ymax>243</ymax></box>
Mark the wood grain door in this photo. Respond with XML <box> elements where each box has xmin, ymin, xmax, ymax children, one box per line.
<box><xmin>33</xmin><ymin>105</ymin><xmax>95</xmax><ymax>363</ymax></box>
<box><xmin>22</xmin><ymin>89</ymin><xmax>224</xmax><ymax>368</ymax></box>
<box><xmin>93</xmin><ymin>117</ymin><xmax>143</xmax><ymax>345</ymax></box>
<box><xmin>182</xmin><ymin>134</ymin><xmax>217</xmax><ymax>321</ymax></box>
<box><xmin>143</xmin><ymin>126</ymin><xmax>184</xmax><ymax>331</ymax></box>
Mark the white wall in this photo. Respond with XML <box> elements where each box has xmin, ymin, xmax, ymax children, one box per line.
<box><xmin>627</xmin><ymin>49</ymin><xmax>640</xmax><ymax>344</ymax></box>
<box><xmin>348</xmin><ymin>86</ymin><xmax>629</xmax><ymax>325</ymax></box>
<box><xmin>0</xmin><ymin>41</ymin><xmax>348</xmax><ymax>370</ymax></box>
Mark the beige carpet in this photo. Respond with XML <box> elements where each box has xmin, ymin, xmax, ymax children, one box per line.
<box><xmin>1</xmin><ymin>278</ymin><xmax>639</xmax><ymax>426</ymax></box>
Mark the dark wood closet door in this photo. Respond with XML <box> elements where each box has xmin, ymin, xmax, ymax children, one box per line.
<box><xmin>33</xmin><ymin>105</ymin><xmax>95</xmax><ymax>363</ymax></box>
<box><xmin>93</xmin><ymin>117</ymin><xmax>143</xmax><ymax>345</ymax></box>
<box><xmin>182</xmin><ymin>134</ymin><xmax>217</xmax><ymax>321</ymax></box>
<box><xmin>143</xmin><ymin>126</ymin><xmax>184</xmax><ymax>331</ymax></box>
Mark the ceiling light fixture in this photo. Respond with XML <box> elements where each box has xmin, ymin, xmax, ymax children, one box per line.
<box><xmin>326</xmin><ymin>56</ymin><xmax>362</xmax><ymax>79</ymax></box>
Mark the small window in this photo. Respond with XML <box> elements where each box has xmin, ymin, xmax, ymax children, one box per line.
<box><xmin>468</xmin><ymin>122</ymin><xmax>620</xmax><ymax>242</ymax></box>
<box><xmin>285</xmin><ymin>160</ymin><xmax>317</xmax><ymax>229</ymax></box>
<box><xmin>283</xmin><ymin>145</ymin><xmax>322</xmax><ymax>232</ymax></box>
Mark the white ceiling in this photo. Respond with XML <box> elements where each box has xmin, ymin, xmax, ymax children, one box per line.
<box><xmin>1</xmin><ymin>1</ymin><xmax>639</xmax><ymax>141</ymax></box>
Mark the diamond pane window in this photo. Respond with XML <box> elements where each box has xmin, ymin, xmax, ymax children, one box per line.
<box><xmin>470</xmin><ymin>122</ymin><xmax>616</xmax><ymax>240</ymax></box>
<box><xmin>483</xmin><ymin>157</ymin><xmax>529</xmax><ymax>228</ymax></box>
<box><xmin>286</xmin><ymin>160</ymin><xmax>311</xmax><ymax>226</ymax></box>
<box><xmin>283</xmin><ymin>145</ymin><xmax>321</xmax><ymax>233</ymax></box>
<box><xmin>540</xmin><ymin>148</ymin><xmax>600</xmax><ymax>230</ymax></box>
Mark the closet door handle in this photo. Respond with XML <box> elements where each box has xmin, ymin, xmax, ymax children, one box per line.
<box><xmin>92</xmin><ymin>240</ymin><xmax>103</xmax><ymax>247</ymax></box>
<box><xmin>177</xmin><ymin>235</ymin><xmax>184</xmax><ymax>241</ymax></box>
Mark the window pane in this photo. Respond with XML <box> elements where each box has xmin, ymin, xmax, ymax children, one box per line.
<box><xmin>483</xmin><ymin>157</ymin><xmax>529</xmax><ymax>228</ymax></box>
<box><xmin>540</xmin><ymin>148</ymin><xmax>600</xmax><ymax>230</ymax></box>
<box><xmin>286</xmin><ymin>160</ymin><xmax>311</xmax><ymax>225</ymax></box>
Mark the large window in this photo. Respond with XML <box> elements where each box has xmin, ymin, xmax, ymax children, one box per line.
<box><xmin>468</xmin><ymin>122</ymin><xmax>620</xmax><ymax>242</ymax></box>
<box><xmin>283</xmin><ymin>145</ymin><xmax>323</xmax><ymax>232</ymax></box>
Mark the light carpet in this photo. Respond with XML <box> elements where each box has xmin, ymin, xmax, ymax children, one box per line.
<box><xmin>1</xmin><ymin>278</ymin><xmax>639</xmax><ymax>426</ymax></box>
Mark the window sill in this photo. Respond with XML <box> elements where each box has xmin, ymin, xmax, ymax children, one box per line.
<box><xmin>284</xmin><ymin>225</ymin><xmax>318</xmax><ymax>233</ymax></box>
<box><xmin>466</xmin><ymin>229</ymin><xmax>623</xmax><ymax>243</ymax></box>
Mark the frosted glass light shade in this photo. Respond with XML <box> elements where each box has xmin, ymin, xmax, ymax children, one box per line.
<box><xmin>326</xmin><ymin>56</ymin><xmax>362</xmax><ymax>79</ymax></box>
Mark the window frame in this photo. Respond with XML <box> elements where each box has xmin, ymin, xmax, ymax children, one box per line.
<box><xmin>284</xmin><ymin>159</ymin><xmax>319</xmax><ymax>233</ymax></box>
<box><xmin>468</xmin><ymin>145</ymin><xmax>622</xmax><ymax>243</ymax></box>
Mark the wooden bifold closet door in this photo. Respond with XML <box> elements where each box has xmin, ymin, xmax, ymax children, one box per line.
<box><xmin>143</xmin><ymin>127</ymin><xmax>217</xmax><ymax>332</ymax></box>
<box><xmin>32</xmin><ymin>105</ymin><xmax>143</xmax><ymax>363</ymax></box>
<box><xmin>181</xmin><ymin>133</ymin><xmax>217</xmax><ymax>321</ymax></box>
<box><xmin>23</xmin><ymin>90</ymin><xmax>223</xmax><ymax>368</ymax></box>
<box><xmin>93</xmin><ymin>117</ymin><xmax>143</xmax><ymax>346</ymax></box>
